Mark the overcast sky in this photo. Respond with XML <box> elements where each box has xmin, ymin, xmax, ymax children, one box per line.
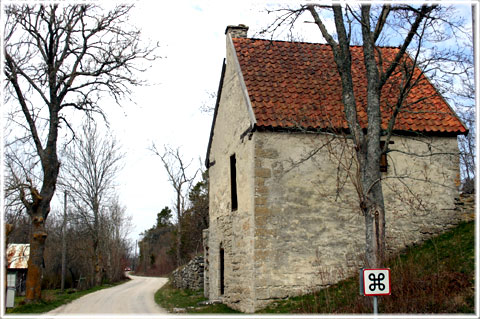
<box><xmin>99</xmin><ymin>0</ymin><xmax>324</xmax><ymax>243</ymax></box>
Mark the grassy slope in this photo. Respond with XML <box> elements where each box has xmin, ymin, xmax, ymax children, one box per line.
<box><xmin>260</xmin><ymin>221</ymin><xmax>475</xmax><ymax>314</ymax></box>
<box><xmin>154</xmin><ymin>221</ymin><xmax>475</xmax><ymax>314</ymax></box>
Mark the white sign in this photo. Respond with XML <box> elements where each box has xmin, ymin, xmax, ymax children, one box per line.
<box><xmin>362</xmin><ymin>268</ymin><xmax>391</xmax><ymax>296</ymax></box>
<box><xmin>7</xmin><ymin>273</ymin><xmax>16</xmax><ymax>288</ymax></box>
<box><xmin>6</xmin><ymin>288</ymin><xmax>15</xmax><ymax>308</ymax></box>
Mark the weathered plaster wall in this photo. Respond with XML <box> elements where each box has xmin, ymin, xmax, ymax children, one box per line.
<box><xmin>382</xmin><ymin>135</ymin><xmax>462</xmax><ymax>249</ymax></box>
<box><xmin>206</xmin><ymin>34</ymin><xmax>255</xmax><ymax>312</ymax></box>
<box><xmin>252</xmin><ymin>131</ymin><xmax>462</xmax><ymax>311</ymax></box>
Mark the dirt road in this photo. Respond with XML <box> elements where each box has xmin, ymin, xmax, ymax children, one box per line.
<box><xmin>48</xmin><ymin>275</ymin><xmax>168</xmax><ymax>316</ymax></box>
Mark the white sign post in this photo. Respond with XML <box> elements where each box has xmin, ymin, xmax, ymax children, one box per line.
<box><xmin>360</xmin><ymin>268</ymin><xmax>391</xmax><ymax>316</ymax></box>
<box><xmin>6</xmin><ymin>273</ymin><xmax>16</xmax><ymax>308</ymax></box>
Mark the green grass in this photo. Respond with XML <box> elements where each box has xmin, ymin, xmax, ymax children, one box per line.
<box><xmin>6</xmin><ymin>279</ymin><xmax>130</xmax><ymax>314</ymax></box>
<box><xmin>153</xmin><ymin>221</ymin><xmax>475</xmax><ymax>314</ymax></box>
<box><xmin>154</xmin><ymin>282</ymin><xmax>240</xmax><ymax>313</ymax></box>
<box><xmin>259</xmin><ymin>221</ymin><xmax>475</xmax><ymax>314</ymax></box>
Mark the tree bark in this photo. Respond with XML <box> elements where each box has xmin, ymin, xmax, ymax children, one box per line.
<box><xmin>25</xmin><ymin>211</ymin><xmax>48</xmax><ymax>300</ymax></box>
<box><xmin>176</xmin><ymin>192</ymin><xmax>182</xmax><ymax>266</ymax></box>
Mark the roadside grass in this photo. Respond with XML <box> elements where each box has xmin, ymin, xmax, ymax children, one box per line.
<box><xmin>6</xmin><ymin>279</ymin><xmax>130</xmax><ymax>314</ymax></box>
<box><xmin>154</xmin><ymin>281</ymin><xmax>240</xmax><ymax>313</ymax></box>
<box><xmin>260</xmin><ymin>221</ymin><xmax>475</xmax><ymax>314</ymax></box>
<box><xmin>153</xmin><ymin>221</ymin><xmax>474</xmax><ymax>314</ymax></box>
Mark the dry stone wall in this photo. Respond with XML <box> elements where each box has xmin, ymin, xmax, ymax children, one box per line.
<box><xmin>171</xmin><ymin>256</ymin><xmax>204</xmax><ymax>291</ymax></box>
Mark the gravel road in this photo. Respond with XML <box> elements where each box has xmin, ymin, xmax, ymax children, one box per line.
<box><xmin>47</xmin><ymin>274</ymin><xmax>168</xmax><ymax>316</ymax></box>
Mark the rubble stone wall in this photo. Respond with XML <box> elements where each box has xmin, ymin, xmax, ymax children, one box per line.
<box><xmin>171</xmin><ymin>256</ymin><xmax>204</xmax><ymax>291</ymax></box>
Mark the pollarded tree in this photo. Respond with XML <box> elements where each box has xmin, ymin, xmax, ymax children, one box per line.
<box><xmin>4</xmin><ymin>4</ymin><xmax>158</xmax><ymax>301</ymax></box>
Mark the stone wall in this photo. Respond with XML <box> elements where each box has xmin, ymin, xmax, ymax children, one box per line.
<box><xmin>205</xmin><ymin>32</ymin><xmax>256</xmax><ymax>312</ymax></box>
<box><xmin>455</xmin><ymin>193</ymin><xmax>475</xmax><ymax>222</ymax></box>
<box><xmin>171</xmin><ymin>256</ymin><xmax>204</xmax><ymax>291</ymax></box>
<box><xmin>251</xmin><ymin>132</ymin><xmax>464</xmax><ymax>311</ymax></box>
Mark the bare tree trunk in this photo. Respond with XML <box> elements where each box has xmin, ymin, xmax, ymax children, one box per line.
<box><xmin>25</xmin><ymin>211</ymin><xmax>48</xmax><ymax>300</ymax></box>
<box><xmin>93</xmin><ymin>239</ymin><xmax>102</xmax><ymax>286</ymax></box>
<box><xmin>61</xmin><ymin>191</ymin><xmax>67</xmax><ymax>291</ymax></box>
<box><xmin>176</xmin><ymin>193</ymin><xmax>182</xmax><ymax>266</ymax></box>
<box><xmin>25</xmin><ymin>156</ymin><xmax>59</xmax><ymax>301</ymax></box>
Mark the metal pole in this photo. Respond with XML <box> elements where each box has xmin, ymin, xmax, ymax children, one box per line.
<box><xmin>373</xmin><ymin>296</ymin><xmax>378</xmax><ymax>318</ymax></box>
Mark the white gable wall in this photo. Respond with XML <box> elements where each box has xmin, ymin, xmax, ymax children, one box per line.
<box><xmin>206</xmin><ymin>34</ymin><xmax>256</xmax><ymax>312</ymax></box>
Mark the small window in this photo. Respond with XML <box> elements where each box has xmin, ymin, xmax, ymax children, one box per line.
<box><xmin>230</xmin><ymin>154</ymin><xmax>238</xmax><ymax>211</ymax></box>
<box><xmin>380</xmin><ymin>141</ymin><xmax>393</xmax><ymax>172</ymax></box>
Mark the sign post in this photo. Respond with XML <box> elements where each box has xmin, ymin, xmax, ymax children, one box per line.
<box><xmin>6</xmin><ymin>273</ymin><xmax>16</xmax><ymax>308</ymax></box>
<box><xmin>360</xmin><ymin>268</ymin><xmax>391</xmax><ymax>317</ymax></box>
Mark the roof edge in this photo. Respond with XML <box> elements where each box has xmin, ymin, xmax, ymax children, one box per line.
<box><xmin>254</xmin><ymin>125</ymin><xmax>466</xmax><ymax>137</ymax></box>
<box><xmin>205</xmin><ymin>59</ymin><xmax>226</xmax><ymax>168</ymax></box>
<box><xmin>227</xmin><ymin>33</ymin><xmax>257</xmax><ymax>127</ymax></box>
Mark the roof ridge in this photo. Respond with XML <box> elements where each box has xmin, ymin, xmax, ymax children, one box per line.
<box><xmin>234</xmin><ymin>37</ymin><xmax>401</xmax><ymax>49</ymax></box>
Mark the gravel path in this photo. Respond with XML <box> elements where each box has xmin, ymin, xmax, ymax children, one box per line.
<box><xmin>47</xmin><ymin>275</ymin><xmax>168</xmax><ymax>316</ymax></box>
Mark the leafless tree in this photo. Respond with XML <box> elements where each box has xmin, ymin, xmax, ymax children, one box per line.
<box><xmin>451</xmin><ymin>35</ymin><xmax>475</xmax><ymax>192</ymax></box>
<box><xmin>4</xmin><ymin>3</ymin><xmax>158</xmax><ymax>301</ymax></box>
<box><xmin>199</xmin><ymin>91</ymin><xmax>217</xmax><ymax>114</ymax></box>
<box><xmin>150</xmin><ymin>144</ymin><xmax>199</xmax><ymax>266</ymax></box>
<box><xmin>263</xmin><ymin>3</ymin><xmax>469</xmax><ymax>268</ymax></box>
<box><xmin>60</xmin><ymin>121</ymin><xmax>124</xmax><ymax>285</ymax></box>
<box><xmin>101</xmin><ymin>197</ymin><xmax>132</xmax><ymax>282</ymax></box>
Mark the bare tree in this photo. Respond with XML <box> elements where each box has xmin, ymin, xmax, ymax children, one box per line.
<box><xmin>151</xmin><ymin>144</ymin><xmax>199</xmax><ymax>266</ymax></box>
<box><xmin>452</xmin><ymin>36</ymin><xmax>475</xmax><ymax>192</ymax></box>
<box><xmin>264</xmin><ymin>3</ymin><xmax>468</xmax><ymax>268</ymax></box>
<box><xmin>60</xmin><ymin>121</ymin><xmax>124</xmax><ymax>286</ymax></box>
<box><xmin>4</xmin><ymin>4</ymin><xmax>158</xmax><ymax>300</ymax></box>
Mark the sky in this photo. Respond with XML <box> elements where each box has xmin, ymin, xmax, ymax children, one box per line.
<box><xmin>93</xmin><ymin>0</ymin><xmax>324</xmax><ymax>243</ymax></box>
<box><xmin>2</xmin><ymin>0</ymin><xmax>475</xmax><ymax>247</ymax></box>
<box><xmin>108</xmin><ymin>0</ymin><xmax>475</xmax><ymax>244</ymax></box>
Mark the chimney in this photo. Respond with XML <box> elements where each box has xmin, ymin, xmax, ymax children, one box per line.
<box><xmin>225</xmin><ymin>24</ymin><xmax>249</xmax><ymax>38</ymax></box>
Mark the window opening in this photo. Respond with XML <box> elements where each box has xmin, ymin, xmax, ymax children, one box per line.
<box><xmin>230</xmin><ymin>154</ymin><xmax>238</xmax><ymax>211</ymax></box>
<box><xmin>220</xmin><ymin>246</ymin><xmax>225</xmax><ymax>295</ymax></box>
<box><xmin>380</xmin><ymin>141</ymin><xmax>394</xmax><ymax>172</ymax></box>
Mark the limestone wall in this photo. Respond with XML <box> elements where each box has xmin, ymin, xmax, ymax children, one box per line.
<box><xmin>171</xmin><ymin>256</ymin><xmax>204</xmax><ymax>290</ymax></box>
<box><xmin>206</xmin><ymin>34</ymin><xmax>256</xmax><ymax>312</ymax></box>
<box><xmin>252</xmin><ymin>131</ymin><xmax>463</xmax><ymax>310</ymax></box>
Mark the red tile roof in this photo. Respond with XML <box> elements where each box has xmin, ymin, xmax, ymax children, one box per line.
<box><xmin>232</xmin><ymin>38</ymin><xmax>467</xmax><ymax>135</ymax></box>
<box><xmin>7</xmin><ymin>244</ymin><xmax>29</xmax><ymax>269</ymax></box>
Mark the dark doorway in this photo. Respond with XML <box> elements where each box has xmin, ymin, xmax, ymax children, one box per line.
<box><xmin>220</xmin><ymin>246</ymin><xmax>225</xmax><ymax>295</ymax></box>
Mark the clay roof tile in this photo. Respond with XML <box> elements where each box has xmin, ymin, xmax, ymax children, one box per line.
<box><xmin>232</xmin><ymin>38</ymin><xmax>467</xmax><ymax>135</ymax></box>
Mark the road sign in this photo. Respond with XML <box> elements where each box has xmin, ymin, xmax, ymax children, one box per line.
<box><xmin>362</xmin><ymin>268</ymin><xmax>391</xmax><ymax>296</ymax></box>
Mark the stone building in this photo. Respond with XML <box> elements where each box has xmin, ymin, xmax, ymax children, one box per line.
<box><xmin>203</xmin><ymin>25</ymin><xmax>468</xmax><ymax>313</ymax></box>
<box><xmin>6</xmin><ymin>243</ymin><xmax>30</xmax><ymax>295</ymax></box>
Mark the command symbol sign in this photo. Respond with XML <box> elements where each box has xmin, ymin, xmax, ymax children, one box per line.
<box><xmin>369</xmin><ymin>273</ymin><xmax>385</xmax><ymax>291</ymax></box>
<box><xmin>363</xmin><ymin>269</ymin><xmax>391</xmax><ymax>296</ymax></box>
